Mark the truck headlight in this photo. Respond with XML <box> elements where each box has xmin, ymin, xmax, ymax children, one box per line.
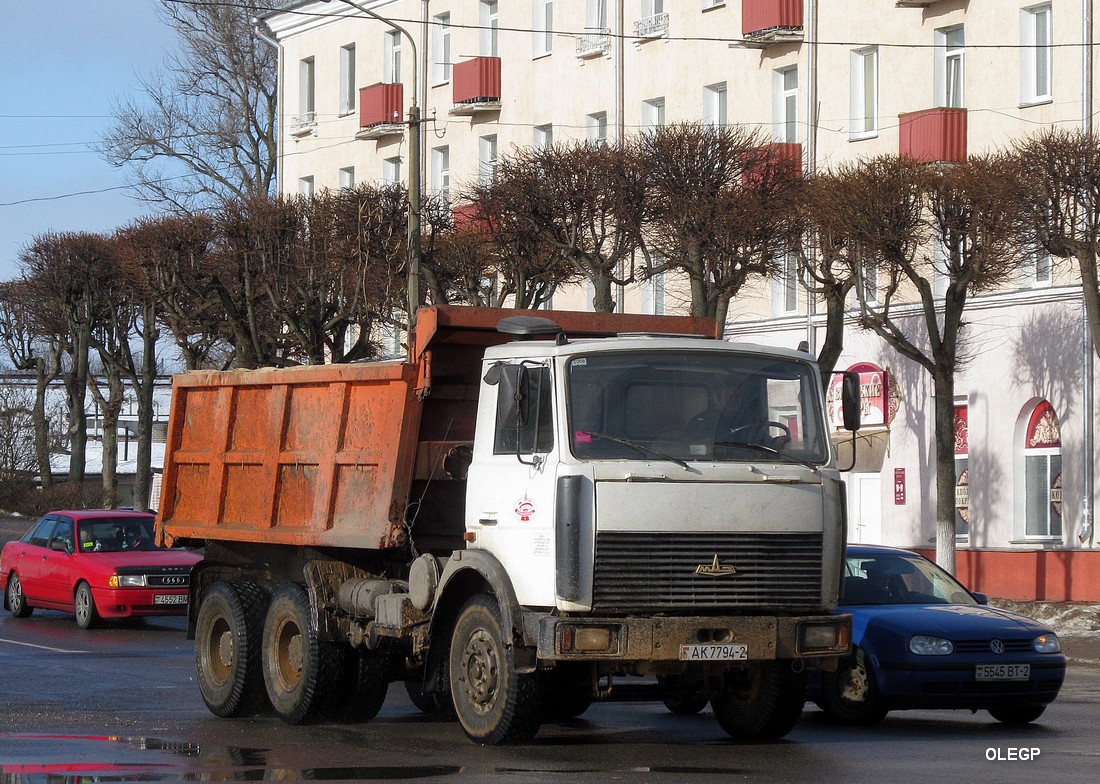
<box><xmin>798</xmin><ymin>620</ymin><xmax>850</xmax><ymax>653</ymax></box>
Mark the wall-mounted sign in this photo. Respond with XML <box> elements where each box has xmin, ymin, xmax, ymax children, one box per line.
<box><xmin>894</xmin><ymin>468</ymin><xmax>906</xmax><ymax>505</ymax></box>
<box><xmin>828</xmin><ymin>362</ymin><xmax>898</xmax><ymax>429</ymax></box>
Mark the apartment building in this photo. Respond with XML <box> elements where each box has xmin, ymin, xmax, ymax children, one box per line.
<box><xmin>262</xmin><ymin>1</ymin><xmax>1100</xmax><ymax>600</ymax></box>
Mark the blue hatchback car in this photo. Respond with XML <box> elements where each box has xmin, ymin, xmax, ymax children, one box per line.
<box><xmin>810</xmin><ymin>545</ymin><xmax>1066</xmax><ymax>726</ymax></box>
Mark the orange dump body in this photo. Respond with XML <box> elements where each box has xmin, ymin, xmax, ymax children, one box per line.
<box><xmin>156</xmin><ymin>306</ymin><xmax>718</xmax><ymax>552</ymax></box>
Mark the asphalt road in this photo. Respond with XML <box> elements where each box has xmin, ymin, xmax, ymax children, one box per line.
<box><xmin>1</xmin><ymin>606</ymin><xmax>1099</xmax><ymax>784</ymax></box>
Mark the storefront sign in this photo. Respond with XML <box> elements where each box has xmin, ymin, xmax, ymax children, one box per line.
<box><xmin>828</xmin><ymin>363</ymin><xmax>895</xmax><ymax>429</ymax></box>
<box><xmin>894</xmin><ymin>468</ymin><xmax>906</xmax><ymax>505</ymax></box>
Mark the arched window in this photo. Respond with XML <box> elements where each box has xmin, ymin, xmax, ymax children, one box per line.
<box><xmin>1024</xmin><ymin>401</ymin><xmax>1062</xmax><ymax>539</ymax></box>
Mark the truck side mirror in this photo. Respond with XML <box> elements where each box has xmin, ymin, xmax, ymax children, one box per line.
<box><xmin>841</xmin><ymin>371</ymin><xmax>862</xmax><ymax>433</ymax></box>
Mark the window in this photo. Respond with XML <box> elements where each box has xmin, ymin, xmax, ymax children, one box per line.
<box><xmin>534</xmin><ymin>124</ymin><xmax>554</xmax><ymax>149</ymax></box>
<box><xmin>49</xmin><ymin>520</ymin><xmax>74</xmax><ymax>554</ymax></box>
<box><xmin>704</xmin><ymin>83</ymin><xmax>727</xmax><ymax>127</ymax></box>
<box><xmin>850</xmin><ymin>47</ymin><xmax>878</xmax><ymax>139</ymax></box>
<box><xmin>954</xmin><ymin>403</ymin><xmax>969</xmax><ymax>540</ymax></box>
<box><xmin>587</xmin><ymin>111</ymin><xmax>608</xmax><ymax>142</ymax></box>
<box><xmin>935</xmin><ymin>26</ymin><xmax>964</xmax><ymax>108</ymax></box>
<box><xmin>1021</xmin><ymin>4</ymin><xmax>1053</xmax><ymax>104</ymax></box>
<box><xmin>643</xmin><ymin>97</ymin><xmax>666</xmax><ymax>131</ymax></box>
<box><xmin>773</xmin><ymin>254</ymin><xmax>798</xmax><ymax>315</ymax></box>
<box><xmin>774</xmin><ymin>67</ymin><xmax>798</xmax><ymax>143</ymax></box>
<box><xmin>433</xmin><ymin>13</ymin><xmax>452</xmax><ymax>84</ymax></box>
<box><xmin>1021</xmin><ymin>252</ymin><xmax>1053</xmax><ymax>288</ymax></box>
<box><xmin>298</xmin><ymin>57</ymin><xmax>316</xmax><ymax>123</ymax></box>
<box><xmin>534</xmin><ymin>0</ymin><xmax>553</xmax><ymax>57</ymax></box>
<box><xmin>481</xmin><ymin>1</ymin><xmax>499</xmax><ymax>57</ymax></box>
<box><xmin>25</xmin><ymin>516</ymin><xmax>57</xmax><ymax>548</ymax></box>
<box><xmin>642</xmin><ymin>272</ymin><xmax>665</xmax><ymax>315</ymax></box>
<box><xmin>587</xmin><ymin>0</ymin><xmax>608</xmax><ymax>32</ymax></box>
<box><xmin>431</xmin><ymin>146</ymin><xmax>450</xmax><ymax>201</ymax></box>
<box><xmin>339</xmin><ymin>44</ymin><xmax>356</xmax><ymax>115</ymax></box>
<box><xmin>385</xmin><ymin>31</ymin><xmax>402</xmax><ymax>83</ymax></box>
<box><xmin>1022</xmin><ymin>401</ymin><xmax>1063</xmax><ymax>539</ymax></box>
<box><xmin>383</xmin><ymin>156</ymin><xmax>402</xmax><ymax>185</ymax></box>
<box><xmin>479</xmin><ymin>135</ymin><xmax>498</xmax><ymax>185</ymax></box>
<box><xmin>858</xmin><ymin>262</ymin><xmax>879</xmax><ymax>306</ymax></box>
<box><xmin>703</xmin><ymin>0</ymin><xmax>724</xmax><ymax>8</ymax></box>
<box><xmin>299</xmin><ymin>176</ymin><xmax>315</xmax><ymax>197</ymax></box>
<box><xmin>494</xmin><ymin>365</ymin><xmax>554</xmax><ymax>455</ymax></box>
<box><xmin>339</xmin><ymin>167</ymin><xmax>355</xmax><ymax>189</ymax></box>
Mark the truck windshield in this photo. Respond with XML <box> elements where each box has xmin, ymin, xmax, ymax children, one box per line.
<box><xmin>566</xmin><ymin>351</ymin><xmax>829</xmax><ymax>465</ymax></box>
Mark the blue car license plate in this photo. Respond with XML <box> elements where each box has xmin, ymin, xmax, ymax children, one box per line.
<box><xmin>975</xmin><ymin>663</ymin><xmax>1030</xmax><ymax>681</ymax></box>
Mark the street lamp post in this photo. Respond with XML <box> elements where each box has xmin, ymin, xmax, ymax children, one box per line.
<box><xmin>325</xmin><ymin>0</ymin><xmax>422</xmax><ymax>330</ymax></box>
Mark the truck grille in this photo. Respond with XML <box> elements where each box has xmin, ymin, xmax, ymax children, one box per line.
<box><xmin>592</xmin><ymin>532</ymin><xmax>823</xmax><ymax>611</ymax></box>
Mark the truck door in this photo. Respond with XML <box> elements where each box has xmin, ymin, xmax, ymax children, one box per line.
<box><xmin>466</xmin><ymin>362</ymin><xmax>558</xmax><ymax>607</ymax></box>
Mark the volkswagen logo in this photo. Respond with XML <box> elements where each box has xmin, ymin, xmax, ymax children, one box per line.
<box><xmin>990</xmin><ymin>639</ymin><xmax>1005</xmax><ymax>654</ymax></box>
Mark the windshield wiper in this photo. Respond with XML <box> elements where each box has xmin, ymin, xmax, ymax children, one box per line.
<box><xmin>587</xmin><ymin>432</ymin><xmax>690</xmax><ymax>470</ymax></box>
<box><xmin>713</xmin><ymin>440</ymin><xmax>819</xmax><ymax>471</ymax></box>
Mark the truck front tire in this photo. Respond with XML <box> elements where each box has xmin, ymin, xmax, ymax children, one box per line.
<box><xmin>262</xmin><ymin>583</ymin><xmax>342</xmax><ymax>724</ymax></box>
<box><xmin>449</xmin><ymin>594</ymin><xmax>542</xmax><ymax>745</ymax></box>
<box><xmin>711</xmin><ymin>662</ymin><xmax>807</xmax><ymax>741</ymax></box>
<box><xmin>195</xmin><ymin>580</ymin><xmax>270</xmax><ymax>717</ymax></box>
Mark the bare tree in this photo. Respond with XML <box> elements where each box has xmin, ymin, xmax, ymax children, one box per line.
<box><xmin>479</xmin><ymin>141</ymin><xmax>644</xmax><ymax>312</ymax></box>
<box><xmin>100</xmin><ymin>1</ymin><xmax>276</xmax><ymax>211</ymax></box>
<box><xmin>820</xmin><ymin>155</ymin><xmax>1028</xmax><ymax>573</ymax></box>
<box><xmin>0</xmin><ymin>280</ymin><xmax>64</xmax><ymax>488</ymax></box>
<box><xmin>1013</xmin><ymin>128</ymin><xmax>1100</xmax><ymax>358</ymax></box>
<box><xmin>637</xmin><ymin>123</ymin><xmax>803</xmax><ymax>334</ymax></box>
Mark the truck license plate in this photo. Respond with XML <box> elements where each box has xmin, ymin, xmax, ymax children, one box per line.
<box><xmin>975</xmin><ymin>664</ymin><xmax>1030</xmax><ymax>681</ymax></box>
<box><xmin>679</xmin><ymin>644</ymin><xmax>748</xmax><ymax>661</ymax></box>
<box><xmin>153</xmin><ymin>594</ymin><xmax>188</xmax><ymax>606</ymax></box>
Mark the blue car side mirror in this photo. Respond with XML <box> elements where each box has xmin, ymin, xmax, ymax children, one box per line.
<box><xmin>971</xmin><ymin>592</ymin><xmax>989</xmax><ymax>605</ymax></box>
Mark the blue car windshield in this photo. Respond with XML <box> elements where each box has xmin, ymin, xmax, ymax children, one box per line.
<box><xmin>843</xmin><ymin>552</ymin><xmax>978</xmax><ymax>606</ymax></box>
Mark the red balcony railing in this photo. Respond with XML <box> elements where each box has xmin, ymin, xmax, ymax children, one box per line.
<box><xmin>742</xmin><ymin>0</ymin><xmax>804</xmax><ymax>36</ymax></box>
<box><xmin>453</xmin><ymin>57</ymin><xmax>502</xmax><ymax>105</ymax></box>
<box><xmin>898</xmin><ymin>108</ymin><xmax>967</xmax><ymax>163</ymax></box>
<box><xmin>360</xmin><ymin>83</ymin><xmax>403</xmax><ymax>128</ymax></box>
<box><xmin>741</xmin><ymin>143</ymin><xmax>803</xmax><ymax>188</ymax></box>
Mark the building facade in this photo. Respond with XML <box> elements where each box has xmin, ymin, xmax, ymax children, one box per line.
<box><xmin>263</xmin><ymin>1</ymin><xmax>1100</xmax><ymax>600</ymax></box>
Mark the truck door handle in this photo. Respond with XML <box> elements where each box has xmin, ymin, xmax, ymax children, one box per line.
<box><xmin>478</xmin><ymin>517</ymin><xmax>498</xmax><ymax>526</ymax></box>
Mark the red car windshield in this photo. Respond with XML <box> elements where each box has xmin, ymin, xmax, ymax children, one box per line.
<box><xmin>77</xmin><ymin>518</ymin><xmax>156</xmax><ymax>553</ymax></box>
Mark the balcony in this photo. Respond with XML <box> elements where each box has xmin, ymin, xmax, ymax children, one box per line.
<box><xmin>289</xmin><ymin>111</ymin><xmax>316</xmax><ymax>138</ymax></box>
<box><xmin>356</xmin><ymin>83</ymin><xmax>404</xmax><ymax>140</ymax></box>
<box><xmin>738</xmin><ymin>0</ymin><xmax>804</xmax><ymax>48</ymax></box>
<box><xmin>741</xmin><ymin>142</ymin><xmax>803</xmax><ymax>188</ymax></box>
<box><xmin>898</xmin><ymin>108</ymin><xmax>967</xmax><ymax>163</ymax></box>
<box><xmin>451</xmin><ymin>57</ymin><xmax>501</xmax><ymax>116</ymax></box>
<box><xmin>576</xmin><ymin>29</ymin><xmax>611</xmax><ymax>58</ymax></box>
<box><xmin>634</xmin><ymin>12</ymin><xmax>669</xmax><ymax>41</ymax></box>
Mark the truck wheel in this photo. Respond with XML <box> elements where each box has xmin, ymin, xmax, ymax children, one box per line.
<box><xmin>449</xmin><ymin>594</ymin><xmax>543</xmax><ymax>744</ymax></box>
<box><xmin>405</xmin><ymin>678</ymin><xmax>455</xmax><ymax>717</ymax></box>
<box><xmin>658</xmin><ymin>674</ymin><xmax>709</xmax><ymax>715</ymax></box>
<box><xmin>711</xmin><ymin>662</ymin><xmax>807</xmax><ymax>741</ymax></box>
<box><xmin>818</xmin><ymin>649</ymin><xmax>888</xmax><ymax>726</ymax></box>
<box><xmin>195</xmin><ymin>581</ymin><xmax>271</xmax><ymax>718</ymax></box>
<box><xmin>74</xmin><ymin>582</ymin><xmax>99</xmax><ymax>629</ymax></box>
<box><xmin>337</xmin><ymin>648</ymin><xmax>391</xmax><ymax>723</ymax></box>
<box><xmin>262</xmin><ymin>583</ymin><xmax>342</xmax><ymax>724</ymax></box>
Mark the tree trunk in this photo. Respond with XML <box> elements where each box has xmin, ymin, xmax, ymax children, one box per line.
<box><xmin>1075</xmin><ymin>248</ymin><xmax>1100</xmax><ymax>360</ymax></box>
<box><xmin>66</xmin><ymin>324</ymin><xmax>91</xmax><ymax>485</ymax></box>
<box><xmin>132</xmin><ymin>302</ymin><xmax>157</xmax><ymax>512</ymax></box>
<box><xmin>932</xmin><ymin>367</ymin><xmax>958</xmax><ymax>575</ymax></box>
<box><xmin>32</xmin><ymin>358</ymin><xmax>54</xmax><ymax>489</ymax></box>
<box><xmin>816</xmin><ymin>289</ymin><xmax>848</xmax><ymax>393</ymax></box>
<box><xmin>589</xmin><ymin>268</ymin><xmax>616</xmax><ymax>313</ymax></box>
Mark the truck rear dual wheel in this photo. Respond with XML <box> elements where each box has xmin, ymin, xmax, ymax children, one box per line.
<box><xmin>449</xmin><ymin>594</ymin><xmax>543</xmax><ymax>745</ymax></box>
<box><xmin>711</xmin><ymin>661</ymin><xmax>808</xmax><ymax>741</ymax></box>
<box><xmin>262</xmin><ymin>582</ymin><xmax>345</xmax><ymax>725</ymax></box>
<box><xmin>195</xmin><ymin>580</ymin><xmax>271</xmax><ymax>718</ymax></box>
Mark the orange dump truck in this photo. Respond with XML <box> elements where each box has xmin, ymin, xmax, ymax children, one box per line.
<box><xmin>158</xmin><ymin>305</ymin><xmax>857</xmax><ymax>744</ymax></box>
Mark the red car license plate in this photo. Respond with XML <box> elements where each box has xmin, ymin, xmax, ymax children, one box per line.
<box><xmin>153</xmin><ymin>594</ymin><xmax>188</xmax><ymax>606</ymax></box>
<box><xmin>975</xmin><ymin>663</ymin><xmax>1030</xmax><ymax>681</ymax></box>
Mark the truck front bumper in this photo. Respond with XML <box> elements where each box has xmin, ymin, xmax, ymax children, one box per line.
<box><xmin>535</xmin><ymin>613</ymin><xmax>851</xmax><ymax>663</ymax></box>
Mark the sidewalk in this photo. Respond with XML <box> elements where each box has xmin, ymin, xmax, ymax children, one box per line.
<box><xmin>991</xmin><ymin>598</ymin><xmax>1100</xmax><ymax>668</ymax></box>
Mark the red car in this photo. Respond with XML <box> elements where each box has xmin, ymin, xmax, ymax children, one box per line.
<box><xmin>0</xmin><ymin>510</ymin><xmax>201</xmax><ymax>628</ymax></box>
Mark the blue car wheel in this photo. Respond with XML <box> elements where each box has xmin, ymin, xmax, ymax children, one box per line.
<box><xmin>819</xmin><ymin>648</ymin><xmax>888</xmax><ymax>726</ymax></box>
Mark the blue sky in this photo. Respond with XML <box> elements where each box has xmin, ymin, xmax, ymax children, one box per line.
<box><xmin>0</xmin><ymin>0</ymin><xmax>179</xmax><ymax>281</ymax></box>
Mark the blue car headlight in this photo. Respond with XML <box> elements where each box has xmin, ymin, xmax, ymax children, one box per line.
<box><xmin>910</xmin><ymin>635</ymin><xmax>954</xmax><ymax>655</ymax></box>
<box><xmin>1033</xmin><ymin>633</ymin><xmax>1061</xmax><ymax>653</ymax></box>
